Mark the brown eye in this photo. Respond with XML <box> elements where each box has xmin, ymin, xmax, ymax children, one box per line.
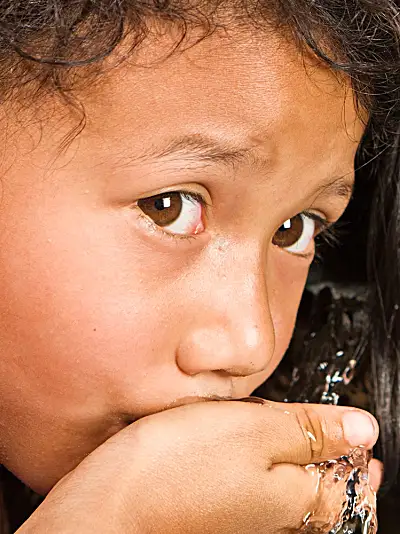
<box><xmin>137</xmin><ymin>191</ymin><xmax>205</xmax><ymax>236</ymax></box>
<box><xmin>272</xmin><ymin>214</ymin><xmax>316</xmax><ymax>254</ymax></box>
<box><xmin>138</xmin><ymin>192</ymin><xmax>182</xmax><ymax>227</ymax></box>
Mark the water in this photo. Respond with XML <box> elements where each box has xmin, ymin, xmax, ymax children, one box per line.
<box><xmin>289</xmin><ymin>344</ymin><xmax>378</xmax><ymax>533</ymax></box>
<box><xmin>241</xmin><ymin>394</ymin><xmax>377</xmax><ymax>533</ymax></box>
<box><xmin>300</xmin><ymin>447</ymin><xmax>377</xmax><ymax>533</ymax></box>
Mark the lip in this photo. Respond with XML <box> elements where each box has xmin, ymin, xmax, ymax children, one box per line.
<box><xmin>121</xmin><ymin>394</ymin><xmax>253</xmax><ymax>426</ymax></box>
<box><xmin>163</xmin><ymin>394</ymin><xmax>239</xmax><ymax>411</ymax></box>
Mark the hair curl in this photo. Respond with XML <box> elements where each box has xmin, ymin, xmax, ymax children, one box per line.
<box><xmin>0</xmin><ymin>1</ymin><xmax>399</xmax><ymax>143</ymax></box>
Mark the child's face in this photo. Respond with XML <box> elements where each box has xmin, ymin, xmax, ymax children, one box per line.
<box><xmin>0</xmin><ymin>29</ymin><xmax>364</xmax><ymax>494</ymax></box>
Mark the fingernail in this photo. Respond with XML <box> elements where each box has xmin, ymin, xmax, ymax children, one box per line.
<box><xmin>343</xmin><ymin>411</ymin><xmax>378</xmax><ymax>448</ymax></box>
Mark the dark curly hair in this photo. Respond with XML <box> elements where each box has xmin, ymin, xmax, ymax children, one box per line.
<box><xmin>0</xmin><ymin>2</ymin><xmax>399</xmax><ymax>140</ymax></box>
<box><xmin>0</xmin><ymin>1</ymin><xmax>399</xmax><ymax>532</ymax></box>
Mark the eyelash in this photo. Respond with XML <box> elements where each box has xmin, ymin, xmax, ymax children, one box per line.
<box><xmin>303</xmin><ymin>210</ymin><xmax>339</xmax><ymax>261</ymax></box>
<box><xmin>135</xmin><ymin>191</ymin><xmax>338</xmax><ymax>252</ymax></box>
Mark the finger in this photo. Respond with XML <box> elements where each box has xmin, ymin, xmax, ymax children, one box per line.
<box><xmin>266</xmin><ymin>458</ymin><xmax>377</xmax><ymax>532</ymax></box>
<box><xmin>368</xmin><ymin>458</ymin><xmax>384</xmax><ymax>492</ymax></box>
<box><xmin>264</xmin><ymin>463</ymin><xmax>345</xmax><ymax>532</ymax></box>
<box><xmin>258</xmin><ymin>463</ymin><xmax>318</xmax><ymax>531</ymax></box>
<box><xmin>247</xmin><ymin>400</ymin><xmax>379</xmax><ymax>466</ymax></box>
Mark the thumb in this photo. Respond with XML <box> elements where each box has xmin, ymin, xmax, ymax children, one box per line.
<box><xmin>257</xmin><ymin>401</ymin><xmax>379</xmax><ymax>466</ymax></box>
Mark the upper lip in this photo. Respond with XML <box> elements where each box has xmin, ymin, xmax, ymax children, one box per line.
<box><xmin>123</xmin><ymin>395</ymin><xmax>243</xmax><ymax>425</ymax></box>
<box><xmin>164</xmin><ymin>394</ymin><xmax>239</xmax><ymax>410</ymax></box>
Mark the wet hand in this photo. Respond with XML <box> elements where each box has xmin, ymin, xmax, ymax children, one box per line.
<box><xmin>369</xmin><ymin>458</ymin><xmax>384</xmax><ymax>492</ymax></box>
<box><xmin>17</xmin><ymin>400</ymin><xmax>379</xmax><ymax>534</ymax></box>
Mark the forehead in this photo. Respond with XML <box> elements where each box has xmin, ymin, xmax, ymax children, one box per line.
<box><xmin>81</xmin><ymin>28</ymin><xmax>364</xmax><ymax>180</ymax></box>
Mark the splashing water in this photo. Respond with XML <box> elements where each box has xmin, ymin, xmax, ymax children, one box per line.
<box><xmin>300</xmin><ymin>447</ymin><xmax>377</xmax><ymax>533</ymax></box>
<box><xmin>240</xmin><ymin>394</ymin><xmax>377</xmax><ymax>533</ymax></box>
<box><xmin>273</xmin><ymin>284</ymin><xmax>378</xmax><ymax>533</ymax></box>
<box><xmin>288</xmin><ymin>346</ymin><xmax>377</xmax><ymax>532</ymax></box>
<box><xmin>293</xmin><ymin>353</ymin><xmax>378</xmax><ymax>533</ymax></box>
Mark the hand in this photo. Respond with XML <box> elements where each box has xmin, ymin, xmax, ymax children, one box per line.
<box><xmin>17</xmin><ymin>400</ymin><xmax>379</xmax><ymax>533</ymax></box>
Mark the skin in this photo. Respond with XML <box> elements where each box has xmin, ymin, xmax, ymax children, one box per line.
<box><xmin>0</xmin><ymin>26</ymin><xmax>366</xmax><ymax>497</ymax></box>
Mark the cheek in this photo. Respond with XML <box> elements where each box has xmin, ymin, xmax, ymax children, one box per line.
<box><xmin>268</xmin><ymin>251</ymin><xmax>311</xmax><ymax>372</ymax></box>
<box><xmin>0</xmin><ymin>200</ymin><xmax>196</xmax><ymax>490</ymax></box>
<box><xmin>0</xmin><ymin>201</ymin><xmax>186</xmax><ymax>432</ymax></box>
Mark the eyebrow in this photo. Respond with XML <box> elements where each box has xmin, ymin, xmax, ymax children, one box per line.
<box><xmin>137</xmin><ymin>133</ymin><xmax>355</xmax><ymax>200</ymax></box>
<box><xmin>143</xmin><ymin>133</ymin><xmax>258</xmax><ymax>169</ymax></box>
<box><xmin>315</xmin><ymin>176</ymin><xmax>355</xmax><ymax>200</ymax></box>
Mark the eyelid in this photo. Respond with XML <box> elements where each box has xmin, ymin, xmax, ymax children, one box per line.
<box><xmin>179</xmin><ymin>190</ymin><xmax>210</xmax><ymax>213</ymax></box>
<box><xmin>304</xmin><ymin>210</ymin><xmax>341</xmax><ymax>254</ymax></box>
<box><xmin>302</xmin><ymin>210</ymin><xmax>330</xmax><ymax>234</ymax></box>
<box><xmin>135</xmin><ymin>186</ymin><xmax>211</xmax><ymax>207</ymax></box>
<box><xmin>136</xmin><ymin>209</ymin><xmax>198</xmax><ymax>241</ymax></box>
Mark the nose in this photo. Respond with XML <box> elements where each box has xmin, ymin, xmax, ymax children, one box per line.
<box><xmin>176</xmin><ymin>251</ymin><xmax>275</xmax><ymax>378</ymax></box>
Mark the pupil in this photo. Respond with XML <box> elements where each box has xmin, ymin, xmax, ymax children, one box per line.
<box><xmin>154</xmin><ymin>197</ymin><xmax>168</xmax><ymax>211</ymax></box>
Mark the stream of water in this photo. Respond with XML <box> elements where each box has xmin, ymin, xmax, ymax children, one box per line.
<box><xmin>296</xmin><ymin>360</ymin><xmax>378</xmax><ymax>533</ymax></box>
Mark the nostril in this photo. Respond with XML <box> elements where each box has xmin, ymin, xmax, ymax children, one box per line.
<box><xmin>215</xmin><ymin>364</ymin><xmax>260</xmax><ymax>378</ymax></box>
<box><xmin>214</xmin><ymin>369</ymin><xmax>233</xmax><ymax>378</ymax></box>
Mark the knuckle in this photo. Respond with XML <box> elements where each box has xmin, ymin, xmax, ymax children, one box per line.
<box><xmin>294</xmin><ymin>405</ymin><xmax>327</xmax><ymax>462</ymax></box>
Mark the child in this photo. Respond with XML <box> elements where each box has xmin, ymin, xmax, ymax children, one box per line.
<box><xmin>0</xmin><ymin>1</ymin><xmax>399</xmax><ymax>532</ymax></box>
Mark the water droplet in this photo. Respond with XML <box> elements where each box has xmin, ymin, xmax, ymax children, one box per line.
<box><xmin>331</xmin><ymin>371</ymin><xmax>343</xmax><ymax>384</ymax></box>
<box><xmin>291</xmin><ymin>367</ymin><xmax>300</xmax><ymax>384</ymax></box>
<box><xmin>307</xmin><ymin>431</ymin><xmax>317</xmax><ymax>442</ymax></box>
<box><xmin>321</xmin><ymin>392</ymin><xmax>340</xmax><ymax>405</ymax></box>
